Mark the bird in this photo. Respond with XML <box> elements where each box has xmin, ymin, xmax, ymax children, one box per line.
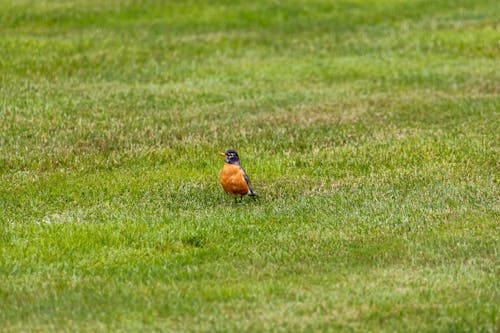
<box><xmin>219</xmin><ymin>149</ymin><xmax>256</xmax><ymax>202</ymax></box>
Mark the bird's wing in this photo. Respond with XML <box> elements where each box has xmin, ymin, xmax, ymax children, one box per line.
<box><xmin>240</xmin><ymin>166</ymin><xmax>255</xmax><ymax>195</ymax></box>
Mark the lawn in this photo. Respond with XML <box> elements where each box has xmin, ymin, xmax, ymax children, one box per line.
<box><xmin>0</xmin><ymin>0</ymin><xmax>499</xmax><ymax>332</ymax></box>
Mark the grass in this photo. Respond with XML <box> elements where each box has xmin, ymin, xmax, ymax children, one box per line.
<box><xmin>0</xmin><ymin>0</ymin><xmax>499</xmax><ymax>331</ymax></box>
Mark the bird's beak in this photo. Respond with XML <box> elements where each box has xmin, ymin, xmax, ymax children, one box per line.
<box><xmin>219</xmin><ymin>152</ymin><xmax>227</xmax><ymax>157</ymax></box>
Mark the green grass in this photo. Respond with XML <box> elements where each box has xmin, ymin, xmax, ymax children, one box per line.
<box><xmin>1</xmin><ymin>0</ymin><xmax>499</xmax><ymax>331</ymax></box>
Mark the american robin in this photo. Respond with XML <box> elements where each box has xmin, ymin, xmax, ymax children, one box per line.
<box><xmin>219</xmin><ymin>149</ymin><xmax>256</xmax><ymax>201</ymax></box>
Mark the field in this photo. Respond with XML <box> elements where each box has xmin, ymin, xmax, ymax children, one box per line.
<box><xmin>1</xmin><ymin>0</ymin><xmax>499</xmax><ymax>331</ymax></box>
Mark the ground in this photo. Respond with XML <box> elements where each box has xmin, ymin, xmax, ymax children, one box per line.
<box><xmin>0</xmin><ymin>0</ymin><xmax>499</xmax><ymax>332</ymax></box>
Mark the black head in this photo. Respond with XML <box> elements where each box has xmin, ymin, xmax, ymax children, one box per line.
<box><xmin>222</xmin><ymin>149</ymin><xmax>240</xmax><ymax>164</ymax></box>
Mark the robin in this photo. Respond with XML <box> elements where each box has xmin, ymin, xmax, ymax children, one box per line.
<box><xmin>219</xmin><ymin>149</ymin><xmax>256</xmax><ymax>201</ymax></box>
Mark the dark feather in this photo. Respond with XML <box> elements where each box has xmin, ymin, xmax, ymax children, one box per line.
<box><xmin>240</xmin><ymin>166</ymin><xmax>256</xmax><ymax>196</ymax></box>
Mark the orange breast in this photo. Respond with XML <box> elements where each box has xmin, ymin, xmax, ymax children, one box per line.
<box><xmin>220</xmin><ymin>163</ymin><xmax>249</xmax><ymax>195</ymax></box>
